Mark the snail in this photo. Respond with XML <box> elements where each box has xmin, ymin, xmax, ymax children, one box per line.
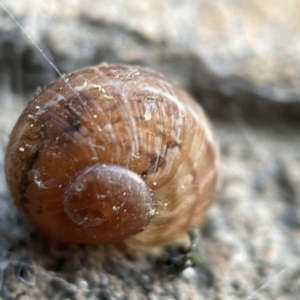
<box><xmin>5</xmin><ymin>63</ymin><xmax>218</xmax><ymax>248</ymax></box>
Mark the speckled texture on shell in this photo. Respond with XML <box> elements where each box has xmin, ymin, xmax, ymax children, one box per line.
<box><xmin>5</xmin><ymin>64</ymin><xmax>218</xmax><ymax>247</ymax></box>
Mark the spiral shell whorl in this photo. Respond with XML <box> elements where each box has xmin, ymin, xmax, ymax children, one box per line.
<box><xmin>5</xmin><ymin>63</ymin><xmax>218</xmax><ymax>246</ymax></box>
<box><xmin>64</xmin><ymin>163</ymin><xmax>154</xmax><ymax>242</ymax></box>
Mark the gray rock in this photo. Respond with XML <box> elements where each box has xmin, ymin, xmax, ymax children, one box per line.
<box><xmin>1</xmin><ymin>0</ymin><xmax>300</xmax><ymax>102</ymax></box>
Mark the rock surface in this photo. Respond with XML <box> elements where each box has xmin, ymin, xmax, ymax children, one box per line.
<box><xmin>1</xmin><ymin>0</ymin><xmax>300</xmax><ymax>102</ymax></box>
<box><xmin>1</xmin><ymin>1</ymin><xmax>300</xmax><ymax>299</ymax></box>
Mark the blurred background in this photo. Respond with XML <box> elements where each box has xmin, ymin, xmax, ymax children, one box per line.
<box><xmin>0</xmin><ymin>1</ymin><xmax>300</xmax><ymax>299</ymax></box>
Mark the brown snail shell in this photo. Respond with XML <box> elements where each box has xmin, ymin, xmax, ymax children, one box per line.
<box><xmin>5</xmin><ymin>64</ymin><xmax>218</xmax><ymax>247</ymax></box>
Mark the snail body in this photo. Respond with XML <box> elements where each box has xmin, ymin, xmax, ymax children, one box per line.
<box><xmin>5</xmin><ymin>64</ymin><xmax>218</xmax><ymax>247</ymax></box>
